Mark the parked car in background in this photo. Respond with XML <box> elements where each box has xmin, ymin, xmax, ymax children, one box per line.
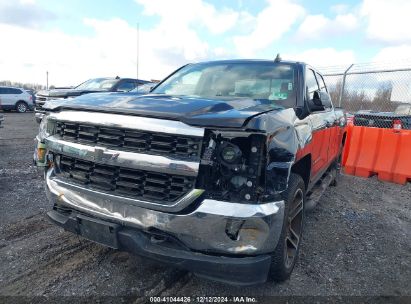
<box><xmin>25</xmin><ymin>89</ymin><xmax>37</xmax><ymax>105</ymax></box>
<box><xmin>129</xmin><ymin>82</ymin><xmax>157</xmax><ymax>95</ymax></box>
<box><xmin>395</xmin><ymin>104</ymin><xmax>411</xmax><ymax>115</ymax></box>
<box><xmin>0</xmin><ymin>86</ymin><xmax>34</xmax><ymax>113</ymax></box>
<box><xmin>354</xmin><ymin>104</ymin><xmax>411</xmax><ymax>130</ymax></box>
<box><xmin>35</xmin><ymin>77</ymin><xmax>149</xmax><ymax>122</ymax></box>
<box><xmin>345</xmin><ymin>113</ymin><xmax>354</xmax><ymax>125</ymax></box>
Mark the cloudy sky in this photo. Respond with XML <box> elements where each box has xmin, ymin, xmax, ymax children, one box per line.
<box><xmin>0</xmin><ymin>0</ymin><xmax>410</xmax><ymax>86</ymax></box>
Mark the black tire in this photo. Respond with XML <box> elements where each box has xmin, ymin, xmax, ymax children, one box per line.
<box><xmin>268</xmin><ymin>173</ymin><xmax>305</xmax><ymax>282</ymax></box>
<box><xmin>16</xmin><ymin>101</ymin><xmax>28</xmax><ymax>113</ymax></box>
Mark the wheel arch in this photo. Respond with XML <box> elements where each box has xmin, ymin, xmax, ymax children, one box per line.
<box><xmin>15</xmin><ymin>100</ymin><xmax>28</xmax><ymax>106</ymax></box>
<box><xmin>291</xmin><ymin>154</ymin><xmax>311</xmax><ymax>190</ymax></box>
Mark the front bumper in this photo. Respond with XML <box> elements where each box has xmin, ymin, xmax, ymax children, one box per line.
<box><xmin>45</xmin><ymin>168</ymin><xmax>285</xmax><ymax>256</ymax></box>
<box><xmin>47</xmin><ymin>208</ymin><xmax>272</xmax><ymax>285</ymax></box>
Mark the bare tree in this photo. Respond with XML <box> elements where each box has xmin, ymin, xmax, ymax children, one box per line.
<box><xmin>372</xmin><ymin>82</ymin><xmax>393</xmax><ymax>112</ymax></box>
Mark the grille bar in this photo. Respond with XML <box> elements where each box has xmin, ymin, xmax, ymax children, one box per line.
<box><xmin>56</xmin><ymin>155</ymin><xmax>196</xmax><ymax>203</ymax></box>
<box><xmin>45</xmin><ymin>136</ymin><xmax>200</xmax><ymax>177</ymax></box>
<box><xmin>55</xmin><ymin>121</ymin><xmax>202</xmax><ymax>159</ymax></box>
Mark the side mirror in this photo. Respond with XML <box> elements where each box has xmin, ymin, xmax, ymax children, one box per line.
<box><xmin>309</xmin><ymin>90</ymin><xmax>331</xmax><ymax>111</ymax></box>
<box><xmin>318</xmin><ymin>91</ymin><xmax>332</xmax><ymax>108</ymax></box>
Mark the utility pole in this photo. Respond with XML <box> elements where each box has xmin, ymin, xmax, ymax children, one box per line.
<box><xmin>136</xmin><ymin>22</ymin><xmax>140</xmax><ymax>87</ymax></box>
<box><xmin>46</xmin><ymin>71</ymin><xmax>49</xmax><ymax>90</ymax></box>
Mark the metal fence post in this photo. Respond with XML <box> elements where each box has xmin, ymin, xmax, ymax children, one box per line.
<box><xmin>339</xmin><ymin>64</ymin><xmax>354</xmax><ymax>107</ymax></box>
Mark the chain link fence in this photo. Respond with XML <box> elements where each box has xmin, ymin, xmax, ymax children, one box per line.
<box><xmin>320</xmin><ymin>60</ymin><xmax>411</xmax><ymax>129</ymax></box>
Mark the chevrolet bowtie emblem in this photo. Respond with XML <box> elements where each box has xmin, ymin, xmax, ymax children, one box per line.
<box><xmin>93</xmin><ymin>148</ymin><xmax>120</xmax><ymax>162</ymax></box>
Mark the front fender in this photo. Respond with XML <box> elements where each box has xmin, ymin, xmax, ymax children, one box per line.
<box><xmin>246</xmin><ymin>109</ymin><xmax>312</xmax><ymax>197</ymax></box>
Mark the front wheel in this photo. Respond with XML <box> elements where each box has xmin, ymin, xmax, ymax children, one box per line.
<box><xmin>330</xmin><ymin>153</ymin><xmax>342</xmax><ymax>187</ymax></box>
<box><xmin>16</xmin><ymin>101</ymin><xmax>28</xmax><ymax>113</ymax></box>
<box><xmin>268</xmin><ymin>173</ymin><xmax>305</xmax><ymax>282</ymax></box>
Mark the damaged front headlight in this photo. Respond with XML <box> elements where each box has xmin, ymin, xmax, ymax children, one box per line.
<box><xmin>198</xmin><ymin>131</ymin><xmax>266</xmax><ymax>203</ymax></box>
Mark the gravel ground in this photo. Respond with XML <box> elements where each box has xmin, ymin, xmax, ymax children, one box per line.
<box><xmin>0</xmin><ymin>112</ymin><xmax>410</xmax><ymax>301</ymax></box>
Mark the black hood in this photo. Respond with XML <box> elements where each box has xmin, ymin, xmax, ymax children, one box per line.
<box><xmin>37</xmin><ymin>89</ymin><xmax>107</xmax><ymax>98</ymax></box>
<box><xmin>44</xmin><ymin>93</ymin><xmax>283</xmax><ymax>128</ymax></box>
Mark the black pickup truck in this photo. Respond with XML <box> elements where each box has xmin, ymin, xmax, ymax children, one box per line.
<box><xmin>36</xmin><ymin>59</ymin><xmax>346</xmax><ymax>285</ymax></box>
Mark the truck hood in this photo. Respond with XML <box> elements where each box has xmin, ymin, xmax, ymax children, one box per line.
<box><xmin>43</xmin><ymin>93</ymin><xmax>283</xmax><ymax>128</ymax></box>
<box><xmin>37</xmin><ymin>89</ymin><xmax>106</xmax><ymax>98</ymax></box>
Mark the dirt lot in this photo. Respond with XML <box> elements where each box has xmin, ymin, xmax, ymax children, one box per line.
<box><xmin>0</xmin><ymin>112</ymin><xmax>410</xmax><ymax>301</ymax></box>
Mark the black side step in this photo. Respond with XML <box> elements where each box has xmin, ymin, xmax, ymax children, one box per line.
<box><xmin>305</xmin><ymin>169</ymin><xmax>337</xmax><ymax>211</ymax></box>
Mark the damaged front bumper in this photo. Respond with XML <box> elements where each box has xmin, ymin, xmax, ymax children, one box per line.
<box><xmin>45</xmin><ymin>167</ymin><xmax>285</xmax><ymax>284</ymax></box>
<box><xmin>48</xmin><ymin>209</ymin><xmax>273</xmax><ymax>285</ymax></box>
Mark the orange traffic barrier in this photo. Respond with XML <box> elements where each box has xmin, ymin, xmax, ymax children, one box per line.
<box><xmin>342</xmin><ymin>122</ymin><xmax>353</xmax><ymax>167</ymax></box>
<box><xmin>343</xmin><ymin>126</ymin><xmax>411</xmax><ymax>185</ymax></box>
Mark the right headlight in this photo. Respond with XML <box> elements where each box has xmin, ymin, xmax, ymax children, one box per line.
<box><xmin>199</xmin><ymin>131</ymin><xmax>266</xmax><ymax>203</ymax></box>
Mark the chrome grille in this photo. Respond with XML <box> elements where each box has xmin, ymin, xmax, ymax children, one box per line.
<box><xmin>55</xmin><ymin>121</ymin><xmax>202</xmax><ymax>159</ymax></box>
<box><xmin>56</xmin><ymin>155</ymin><xmax>196</xmax><ymax>203</ymax></box>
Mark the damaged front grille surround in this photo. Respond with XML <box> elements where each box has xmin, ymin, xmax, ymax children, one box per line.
<box><xmin>42</xmin><ymin>111</ymin><xmax>205</xmax><ymax>207</ymax></box>
<box><xmin>42</xmin><ymin>111</ymin><xmax>269</xmax><ymax>207</ymax></box>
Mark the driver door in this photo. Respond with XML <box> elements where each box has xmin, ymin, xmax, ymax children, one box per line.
<box><xmin>306</xmin><ymin>68</ymin><xmax>332</xmax><ymax>181</ymax></box>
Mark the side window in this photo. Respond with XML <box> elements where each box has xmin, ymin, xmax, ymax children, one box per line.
<box><xmin>117</xmin><ymin>81</ymin><xmax>136</xmax><ymax>92</ymax></box>
<box><xmin>306</xmin><ymin>69</ymin><xmax>319</xmax><ymax>99</ymax></box>
<box><xmin>315</xmin><ymin>72</ymin><xmax>333</xmax><ymax>109</ymax></box>
<box><xmin>0</xmin><ymin>88</ymin><xmax>5</xmax><ymax>94</ymax></box>
<box><xmin>11</xmin><ymin>88</ymin><xmax>22</xmax><ymax>94</ymax></box>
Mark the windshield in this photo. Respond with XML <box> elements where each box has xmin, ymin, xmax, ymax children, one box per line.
<box><xmin>152</xmin><ymin>62</ymin><xmax>297</xmax><ymax>108</ymax></box>
<box><xmin>75</xmin><ymin>78</ymin><xmax>117</xmax><ymax>90</ymax></box>
<box><xmin>130</xmin><ymin>83</ymin><xmax>154</xmax><ymax>94</ymax></box>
